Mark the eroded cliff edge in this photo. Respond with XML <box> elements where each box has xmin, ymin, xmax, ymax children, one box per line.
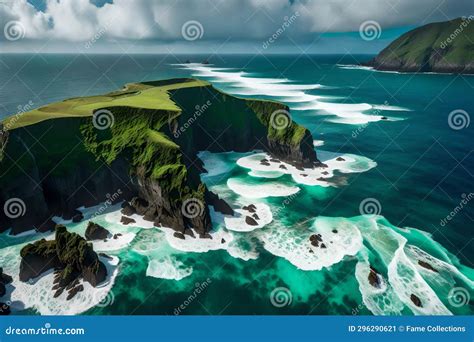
<box><xmin>0</xmin><ymin>78</ymin><xmax>319</xmax><ymax>235</ymax></box>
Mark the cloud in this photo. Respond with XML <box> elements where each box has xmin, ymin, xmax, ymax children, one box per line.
<box><xmin>0</xmin><ymin>0</ymin><xmax>472</xmax><ymax>51</ymax></box>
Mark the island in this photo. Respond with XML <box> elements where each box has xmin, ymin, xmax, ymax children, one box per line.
<box><xmin>0</xmin><ymin>78</ymin><xmax>320</xmax><ymax>236</ymax></box>
<box><xmin>364</xmin><ymin>17</ymin><xmax>474</xmax><ymax>74</ymax></box>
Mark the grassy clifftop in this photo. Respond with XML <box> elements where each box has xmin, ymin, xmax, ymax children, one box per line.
<box><xmin>366</xmin><ymin>17</ymin><xmax>474</xmax><ymax>74</ymax></box>
<box><xmin>0</xmin><ymin>78</ymin><xmax>317</xmax><ymax>235</ymax></box>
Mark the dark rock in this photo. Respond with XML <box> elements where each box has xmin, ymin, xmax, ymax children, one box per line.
<box><xmin>54</xmin><ymin>287</ymin><xmax>64</xmax><ymax>298</ymax></box>
<box><xmin>72</xmin><ymin>212</ymin><xmax>84</xmax><ymax>223</ymax></box>
<box><xmin>199</xmin><ymin>233</ymin><xmax>213</xmax><ymax>239</ymax></box>
<box><xmin>99</xmin><ymin>253</ymin><xmax>113</xmax><ymax>260</ymax></box>
<box><xmin>66</xmin><ymin>284</ymin><xmax>84</xmax><ymax>301</ymax></box>
<box><xmin>381</xmin><ymin>116</ymin><xmax>388</xmax><ymax>120</ymax></box>
<box><xmin>66</xmin><ymin>278</ymin><xmax>80</xmax><ymax>291</ymax></box>
<box><xmin>121</xmin><ymin>204</ymin><xmax>136</xmax><ymax>216</ymax></box>
<box><xmin>332</xmin><ymin>229</ymin><xmax>338</xmax><ymax>234</ymax></box>
<box><xmin>321</xmin><ymin>171</ymin><xmax>329</xmax><ymax>175</ymax></box>
<box><xmin>0</xmin><ymin>268</ymin><xmax>13</xmax><ymax>286</ymax></box>
<box><xmin>336</xmin><ymin>157</ymin><xmax>345</xmax><ymax>161</ymax></box>
<box><xmin>279</xmin><ymin>165</ymin><xmax>287</xmax><ymax>170</ymax></box>
<box><xmin>418</xmin><ymin>260</ymin><xmax>438</xmax><ymax>273</ymax></box>
<box><xmin>120</xmin><ymin>216</ymin><xmax>136</xmax><ymax>225</ymax></box>
<box><xmin>153</xmin><ymin>220</ymin><xmax>161</xmax><ymax>227</ymax></box>
<box><xmin>260</xmin><ymin>161</ymin><xmax>270</xmax><ymax>166</ymax></box>
<box><xmin>295</xmin><ymin>165</ymin><xmax>305</xmax><ymax>171</ymax></box>
<box><xmin>300</xmin><ymin>174</ymin><xmax>308</xmax><ymax>177</ymax></box>
<box><xmin>221</xmin><ymin>238</ymin><xmax>226</xmax><ymax>244</ymax></box>
<box><xmin>368</xmin><ymin>267</ymin><xmax>382</xmax><ymax>288</ymax></box>
<box><xmin>20</xmin><ymin>225</ymin><xmax>107</xmax><ymax>289</ymax></box>
<box><xmin>206</xmin><ymin>191</ymin><xmax>234</xmax><ymax>216</ymax></box>
<box><xmin>269</xmin><ymin>158</ymin><xmax>280</xmax><ymax>163</ymax></box>
<box><xmin>173</xmin><ymin>232</ymin><xmax>185</xmax><ymax>240</ymax></box>
<box><xmin>0</xmin><ymin>302</ymin><xmax>10</xmax><ymax>315</ymax></box>
<box><xmin>35</xmin><ymin>218</ymin><xmax>56</xmax><ymax>233</ymax></box>
<box><xmin>410</xmin><ymin>294</ymin><xmax>423</xmax><ymax>307</ymax></box>
<box><xmin>130</xmin><ymin>197</ymin><xmax>149</xmax><ymax>216</ymax></box>
<box><xmin>184</xmin><ymin>229</ymin><xmax>195</xmax><ymax>238</ymax></box>
<box><xmin>245</xmin><ymin>216</ymin><xmax>258</xmax><ymax>226</ymax></box>
<box><xmin>85</xmin><ymin>222</ymin><xmax>110</xmax><ymax>241</ymax></box>
<box><xmin>252</xmin><ymin>213</ymin><xmax>260</xmax><ymax>220</ymax></box>
<box><xmin>242</xmin><ymin>204</ymin><xmax>257</xmax><ymax>213</ymax></box>
<box><xmin>320</xmin><ymin>243</ymin><xmax>327</xmax><ymax>249</ymax></box>
<box><xmin>309</xmin><ymin>234</ymin><xmax>322</xmax><ymax>242</ymax></box>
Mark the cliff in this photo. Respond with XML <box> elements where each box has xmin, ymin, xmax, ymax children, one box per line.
<box><xmin>365</xmin><ymin>17</ymin><xmax>474</xmax><ymax>74</ymax></box>
<box><xmin>0</xmin><ymin>78</ymin><xmax>319</xmax><ymax>235</ymax></box>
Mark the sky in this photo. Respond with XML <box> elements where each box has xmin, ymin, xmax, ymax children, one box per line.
<box><xmin>0</xmin><ymin>0</ymin><xmax>472</xmax><ymax>54</ymax></box>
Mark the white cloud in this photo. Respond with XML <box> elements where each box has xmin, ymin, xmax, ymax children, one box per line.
<box><xmin>0</xmin><ymin>0</ymin><xmax>471</xmax><ymax>48</ymax></box>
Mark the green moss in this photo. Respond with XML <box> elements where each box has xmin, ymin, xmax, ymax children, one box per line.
<box><xmin>20</xmin><ymin>239</ymin><xmax>57</xmax><ymax>258</ymax></box>
<box><xmin>247</xmin><ymin>100</ymin><xmax>308</xmax><ymax>146</ymax></box>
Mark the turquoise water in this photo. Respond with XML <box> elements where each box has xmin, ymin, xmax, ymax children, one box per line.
<box><xmin>0</xmin><ymin>54</ymin><xmax>472</xmax><ymax>315</ymax></box>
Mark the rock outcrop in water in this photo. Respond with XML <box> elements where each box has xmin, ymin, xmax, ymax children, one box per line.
<box><xmin>85</xmin><ymin>222</ymin><xmax>110</xmax><ymax>241</ymax></box>
<box><xmin>0</xmin><ymin>78</ymin><xmax>320</xmax><ymax>235</ymax></box>
<box><xmin>364</xmin><ymin>17</ymin><xmax>474</xmax><ymax>74</ymax></box>
<box><xmin>19</xmin><ymin>225</ymin><xmax>107</xmax><ymax>297</ymax></box>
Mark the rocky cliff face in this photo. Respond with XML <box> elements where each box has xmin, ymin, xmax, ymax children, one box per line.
<box><xmin>365</xmin><ymin>17</ymin><xmax>474</xmax><ymax>74</ymax></box>
<box><xmin>0</xmin><ymin>79</ymin><xmax>319</xmax><ymax>235</ymax></box>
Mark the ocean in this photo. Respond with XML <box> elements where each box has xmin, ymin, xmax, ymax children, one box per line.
<box><xmin>0</xmin><ymin>54</ymin><xmax>472</xmax><ymax>315</ymax></box>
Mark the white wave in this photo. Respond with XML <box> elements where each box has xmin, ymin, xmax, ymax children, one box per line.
<box><xmin>337</xmin><ymin>64</ymin><xmax>375</xmax><ymax>71</ymax></box>
<box><xmin>198</xmin><ymin>150</ymin><xmax>241</xmax><ymax>178</ymax></box>
<box><xmin>92</xmin><ymin>232</ymin><xmax>136</xmax><ymax>252</ymax></box>
<box><xmin>313</xmin><ymin>140</ymin><xmax>325</xmax><ymax>147</ymax></box>
<box><xmin>104</xmin><ymin>210</ymin><xmax>155</xmax><ymax>229</ymax></box>
<box><xmin>224</xmin><ymin>202</ymin><xmax>273</xmax><ymax>232</ymax></box>
<box><xmin>354</xmin><ymin>257</ymin><xmax>405</xmax><ymax>315</ymax></box>
<box><xmin>1</xmin><ymin>244</ymin><xmax>119</xmax><ymax>315</ymax></box>
<box><xmin>227</xmin><ymin>177</ymin><xmax>300</xmax><ymax>198</ymax></box>
<box><xmin>372</xmin><ymin>104</ymin><xmax>412</xmax><ymax>112</ymax></box>
<box><xmin>259</xmin><ymin>216</ymin><xmax>363</xmax><ymax>271</ymax></box>
<box><xmin>236</xmin><ymin>150</ymin><xmax>376</xmax><ymax>187</ymax></box>
<box><xmin>146</xmin><ymin>256</ymin><xmax>192</xmax><ymax>280</ymax></box>
<box><xmin>388</xmin><ymin>241</ymin><xmax>452</xmax><ymax>315</ymax></box>
<box><xmin>248</xmin><ymin>170</ymin><xmax>284</xmax><ymax>179</ymax></box>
